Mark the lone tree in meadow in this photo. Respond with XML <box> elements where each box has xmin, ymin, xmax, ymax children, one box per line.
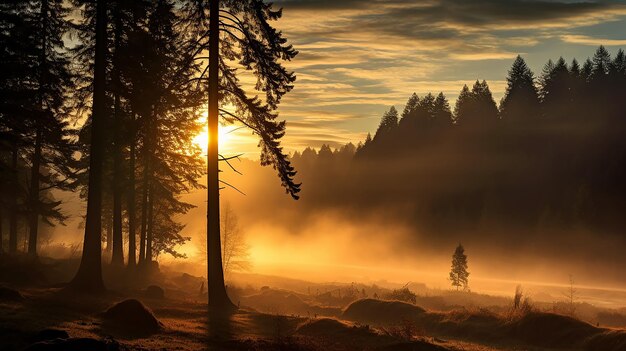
<box><xmin>449</xmin><ymin>244</ymin><xmax>469</xmax><ymax>291</ymax></box>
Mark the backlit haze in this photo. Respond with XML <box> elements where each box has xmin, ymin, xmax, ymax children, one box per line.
<box><xmin>51</xmin><ymin>0</ymin><xmax>626</xmax><ymax>308</ymax></box>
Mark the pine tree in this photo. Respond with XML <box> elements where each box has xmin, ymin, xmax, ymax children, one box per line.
<box><xmin>432</xmin><ymin>92</ymin><xmax>453</xmax><ymax>128</ymax></box>
<box><xmin>0</xmin><ymin>1</ymin><xmax>32</xmax><ymax>254</ymax></box>
<box><xmin>472</xmin><ymin>80</ymin><xmax>499</xmax><ymax>125</ymax></box>
<box><xmin>455</xmin><ymin>81</ymin><xmax>499</xmax><ymax>127</ymax></box>
<box><xmin>184</xmin><ymin>0</ymin><xmax>300</xmax><ymax>312</ymax></box>
<box><xmin>400</xmin><ymin>93</ymin><xmax>419</xmax><ymax>122</ymax></box>
<box><xmin>0</xmin><ymin>1</ymin><xmax>75</xmax><ymax>257</ymax></box>
<box><xmin>127</xmin><ymin>0</ymin><xmax>205</xmax><ymax>266</ymax></box>
<box><xmin>592</xmin><ymin>45</ymin><xmax>611</xmax><ymax>78</ymax></box>
<box><xmin>28</xmin><ymin>0</ymin><xmax>76</xmax><ymax>257</ymax></box>
<box><xmin>581</xmin><ymin>58</ymin><xmax>593</xmax><ymax>82</ymax></box>
<box><xmin>500</xmin><ymin>55</ymin><xmax>540</xmax><ymax>124</ymax></box>
<box><xmin>374</xmin><ymin>106</ymin><xmax>398</xmax><ymax>140</ymax></box>
<box><xmin>70</xmin><ymin>0</ymin><xmax>108</xmax><ymax>292</ymax></box>
<box><xmin>454</xmin><ymin>84</ymin><xmax>471</xmax><ymax>125</ymax></box>
<box><xmin>419</xmin><ymin>93</ymin><xmax>436</xmax><ymax>118</ymax></box>
<box><xmin>449</xmin><ymin>244</ymin><xmax>469</xmax><ymax>291</ymax></box>
<box><xmin>539</xmin><ymin>57</ymin><xmax>571</xmax><ymax>120</ymax></box>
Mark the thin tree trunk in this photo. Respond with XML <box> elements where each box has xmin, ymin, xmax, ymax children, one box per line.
<box><xmin>70</xmin><ymin>0</ymin><xmax>107</xmax><ymax>292</ymax></box>
<box><xmin>28</xmin><ymin>0</ymin><xmax>48</xmax><ymax>257</ymax></box>
<box><xmin>105</xmin><ymin>218</ymin><xmax>112</xmax><ymax>259</ymax></box>
<box><xmin>138</xmin><ymin>133</ymin><xmax>149</xmax><ymax>265</ymax></box>
<box><xmin>0</xmin><ymin>208</ymin><xmax>4</xmax><ymax>254</ymax></box>
<box><xmin>110</xmin><ymin>1</ymin><xmax>123</xmax><ymax>266</ymax></box>
<box><xmin>145</xmin><ymin>185</ymin><xmax>153</xmax><ymax>264</ymax></box>
<box><xmin>9</xmin><ymin>142</ymin><xmax>18</xmax><ymax>254</ymax></box>
<box><xmin>145</xmin><ymin>108</ymin><xmax>158</xmax><ymax>265</ymax></box>
<box><xmin>207</xmin><ymin>0</ymin><xmax>236</xmax><ymax>312</ymax></box>
<box><xmin>127</xmin><ymin>114</ymin><xmax>136</xmax><ymax>268</ymax></box>
<box><xmin>27</xmin><ymin>127</ymin><xmax>41</xmax><ymax>256</ymax></box>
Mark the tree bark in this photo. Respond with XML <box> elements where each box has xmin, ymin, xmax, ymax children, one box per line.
<box><xmin>28</xmin><ymin>0</ymin><xmax>48</xmax><ymax>257</ymax></box>
<box><xmin>9</xmin><ymin>142</ymin><xmax>18</xmax><ymax>254</ymax></box>
<box><xmin>207</xmin><ymin>0</ymin><xmax>236</xmax><ymax>312</ymax></box>
<box><xmin>0</xmin><ymin>207</ymin><xmax>4</xmax><ymax>254</ymax></box>
<box><xmin>138</xmin><ymin>124</ymin><xmax>150</xmax><ymax>265</ymax></box>
<box><xmin>105</xmin><ymin>219</ymin><xmax>112</xmax><ymax>259</ymax></box>
<box><xmin>110</xmin><ymin>0</ymin><xmax>123</xmax><ymax>266</ymax></box>
<box><xmin>127</xmin><ymin>113</ymin><xmax>137</xmax><ymax>268</ymax></box>
<box><xmin>27</xmin><ymin>127</ymin><xmax>41</xmax><ymax>256</ymax></box>
<box><xmin>70</xmin><ymin>0</ymin><xmax>107</xmax><ymax>292</ymax></box>
<box><xmin>145</xmin><ymin>184</ymin><xmax>153</xmax><ymax>264</ymax></box>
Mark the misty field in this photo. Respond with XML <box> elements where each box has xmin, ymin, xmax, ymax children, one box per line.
<box><xmin>1</xmin><ymin>257</ymin><xmax>625</xmax><ymax>351</ymax></box>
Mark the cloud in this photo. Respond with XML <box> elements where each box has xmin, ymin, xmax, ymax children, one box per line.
<box><xmin>226</xmin><ymin>0</ymin><xmax>626</xmax><ymax>153</ymax></box>
<box><xmin>561</xmin><ymin>34</ymin><xmax>626</xmax><ymax>46</ymax></box>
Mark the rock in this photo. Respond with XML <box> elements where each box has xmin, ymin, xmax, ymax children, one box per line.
<box><xmin>24</xmin><ymin>337</ymin><xmax>118</xmax><ymax>351</ymax></box>
<box><xmin>31</xmin><ymin>329</ymin><xmax>69</xmax><ymax>342</ymax></box>
<box><xmin>101</xmin><ymin>299</ymin><xmax>161</xmax><ymax>335</ymax></box>
<box><xmin>144</xmin><ymin>285</ymin><xmax>165</xmax><ymax>299</ymax></box>
<box><xmin>0</xmin><ymin>286</ymin><xmax>24</xmax><ymax>301</ymax></box>
<box><xmin>343</xmin><ymin>299</ymin><xmax>425</xmax><ymax>324</ymax></box>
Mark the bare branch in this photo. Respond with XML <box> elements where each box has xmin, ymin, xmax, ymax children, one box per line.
<box><xmin>219</xmin><ymin>179</ymin><xmax>246</xmax><ymax>195</ymax></box>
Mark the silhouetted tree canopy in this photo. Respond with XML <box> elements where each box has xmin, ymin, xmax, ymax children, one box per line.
<box><xmin>291</xmin><ymin>47</ymin><xmax>626</xmax><ymax>247</ymax></box>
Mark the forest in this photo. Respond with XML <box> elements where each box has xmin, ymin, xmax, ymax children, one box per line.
<box><xmin>1</xmin><ymin>0</ymin><xmax>626</xmax><ymax>350</ymax></box>
<box><xmin>0</xmin><ymin>0</ymin><xmax>298</xmax><ymax>299</ymax></box>
<box><xmin>287</xmin><ymin>48</ymin><xmax>626</xmax><ymax>271</ymax></box>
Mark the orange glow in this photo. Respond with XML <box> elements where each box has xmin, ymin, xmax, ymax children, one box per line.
<box><xmin>192</xmin><ymin>123</ymin><xmax>233</xmax><ymax>155</ymax></box>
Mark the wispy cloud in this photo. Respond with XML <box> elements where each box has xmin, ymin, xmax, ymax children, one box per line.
<box><xmin>561</xmin><ymin>34</ymin><xmax>626</xmax><ymax>46</ymax></box>
<box><xmin>225</xmin><ymin>0</ymin><xmax>626</xmax><ymax>155</ymax></box>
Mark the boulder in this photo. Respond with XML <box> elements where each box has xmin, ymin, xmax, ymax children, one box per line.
<box><xmin>101</xmin><ymin>299</ymin><xmax>161</xmax><ymax>335</ymax></box>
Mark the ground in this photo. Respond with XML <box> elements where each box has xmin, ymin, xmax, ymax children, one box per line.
<box><xmin>0</xmin><ymin>258</ymin><xmax>625</xmax><ymax>351</ymax></box>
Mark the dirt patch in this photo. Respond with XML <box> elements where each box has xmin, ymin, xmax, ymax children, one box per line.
<box><xmin>101</xmin><ymin>299</ymin><xmax>161</xmax><ymax>336</ymax></box>
<box><xmin>342</xmin><ymin>299</ymin><xmax>425</xmax><ymax>324</ymax></box>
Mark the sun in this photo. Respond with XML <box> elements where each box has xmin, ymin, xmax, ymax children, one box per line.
<box><xmin>192</xmin><ymin>124</ymin><xmax>233</xmax><ymax>155</ymax></box>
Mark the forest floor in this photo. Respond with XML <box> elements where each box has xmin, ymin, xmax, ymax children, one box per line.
<box><xmin>0</xmin><ymin>257</ymin><xmax>625</xmax><ymax>350</ymax></box>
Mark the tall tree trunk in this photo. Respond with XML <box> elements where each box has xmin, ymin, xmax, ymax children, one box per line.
<box><xmin>28</xmin><ymin>0</ymin><xmax>48</xmax><ymax>257</ymax></box>
<box><xmin>127</xmin><ymin>114</ymin><xmax>136</xmax><ymax>268</ymax></box>
<box><xmin>27</xmin><ymin>127</ymin><xmax>41</xmax><ymax>256</ymax></box>
<box><xmin>138</xmin><ymin>133</ymin><xmax>149</xmax><ymax>265</ymax></box>
<box><xmin>70</xmin><ymin>0</ymin><xmax>107</xmax><ymax>292</ymax></box>
<box><xmin>9</xmin><ymin>142</ymin><xmax>18</xmax><ymax>254</ymax></box>
<box><xmin>105</xmin><ymin>218</ymin><xmax>112</xmax><ymax>259</ymax></box>
<box><xmin>207</xmin><ymin>0</ymin><xmax>236</xmax><ymax>312</ymax></box>
<box><xmin>145</xmin><ymin>185</ymin><xmax>153</xmax><ymax>264</ymax></box>
<box><xmin>110</xmin><ymin>1</ymin><xmax>123</xmax><ymax>266</ymax></box>
<box><xmin>0</xmin><ymin>207</ymin><xmax>4</xmax><ymax>254</ymax></box>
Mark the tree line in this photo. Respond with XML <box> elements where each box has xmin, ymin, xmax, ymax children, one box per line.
<box><xmin>0</xmin><ymin>0</ymin><xmax>204</xmax><ymax>268</ymax></box>
<box><xmin>0</xmin><ymin>0</ymin><xmax>299</xmax><ymax>308</ymax></box>
<box><xmin>292</xmin><ymin>46</ymin><xmax>626</xmax><ymax>236</ymax></box>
